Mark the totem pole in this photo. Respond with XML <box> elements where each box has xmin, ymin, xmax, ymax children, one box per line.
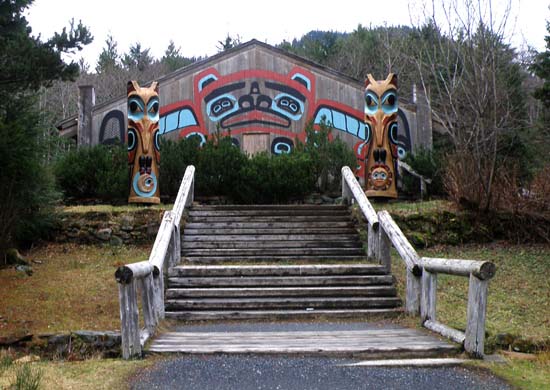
<box><xmin>127</xmin><ymin>81</ymin><xmax>161</xmax><ymax>204</ymax></box>
<box><xmin>364</xmin><ymin>73</ymin><xmax>399</xmax><ymax>199</ymax></box>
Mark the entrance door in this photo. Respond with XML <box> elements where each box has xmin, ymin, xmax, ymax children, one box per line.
<box><xmin>242</xmin><ymin>133</ymin><xmax>270</xmax><ymax>156</ymax></box>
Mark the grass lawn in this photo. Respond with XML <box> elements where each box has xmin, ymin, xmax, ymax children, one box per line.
<box><xmin>0</xmin><ymin>243</ymin><xmax>150</xmax><ymax>336</ymax></box>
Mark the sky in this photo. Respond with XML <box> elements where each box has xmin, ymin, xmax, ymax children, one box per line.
<box><xmin>26</xmin><ymin>0</ymin><xmax>549</xmax><ymax>71</ymax></box>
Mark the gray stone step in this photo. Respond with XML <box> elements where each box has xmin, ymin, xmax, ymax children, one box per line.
<box><xmin>166</xmin><ymin>286</ymin><xmax>397</xmax><ymax>299</ymax></box>
<box><xmin>164</xmin><ymin>297</ymin><xmax>402</xmax><ymax>310</ymax></box>
<box><xmin>168</xmin><ymin>264</ymin><xmax>388</xmax><ymax>277</ymax></box>
<box><xmin>167</xmin><ymin>275</ymin><xmax>395</xmax><ymax>287</ymax></box>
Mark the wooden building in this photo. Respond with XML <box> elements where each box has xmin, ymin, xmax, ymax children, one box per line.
<box><xmin>58</xmin><ymin>39</ymin><xmax>432</xmax><ymax>179</ymax></box>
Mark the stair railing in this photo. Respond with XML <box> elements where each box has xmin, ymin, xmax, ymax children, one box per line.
<box><xmin>115</xmin><ymin>165</ymin><xmax>195</xmax><ymax>359</ymax></box>
<box><xmin>341</xmin><ymin>166</ymin><xmax>496</xmax><ymax>357</ymax></box>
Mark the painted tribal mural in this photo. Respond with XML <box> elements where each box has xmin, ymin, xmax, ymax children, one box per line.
<box><xmin>127</xmin><ymin>81</ymin><xmax>161</xmax><ymax>204</ymax></box>
<box><xmin>99</xmin><ymin>66</ymin><xmax>412</xmax><ymax>178</ymax></box>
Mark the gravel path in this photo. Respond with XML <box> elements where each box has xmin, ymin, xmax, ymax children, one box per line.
<box><xmin>130</xmin><ymin>354</ymin><xmax>511</xmax><ymax>390</ymax></box>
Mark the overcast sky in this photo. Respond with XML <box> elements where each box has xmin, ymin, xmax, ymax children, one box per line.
<box><xmin>26</xmin><ymin>0</ymin><xmax>548</xmax><ymax>70</ymax></box>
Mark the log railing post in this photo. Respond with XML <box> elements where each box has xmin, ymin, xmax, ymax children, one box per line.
<box><xmin>377</xmin><ymin>225</ymin><xmax>391</xmax><ymax>273</ymax></box>
<box><xmin>465</xmin><ymin>274</ymin><xmax>489</xmax><ymax>357</ymax></box>
<box><xmin>118</xmin><ymin>281</ymin><xmax>141</xmax><ymax>359</ymax></box>
<box><xmin>152</xmin><ymin>267</ymin><xmax>165</xmax><ymax>320</ymax></box>
<box><xmin>367</xmin><ymin>223</ymin><xmax>379</xmax><ymax>261</ymax></box>
<box><xmin>421</xmin><ymin>270</ymin><xmax>437</xmax><ymax>322</ymax></box>
<box><xmin>406</xmin><ymin>271</ymin><xmax>421</xmax><ymax>315</ymax></box>
<box><xmin>139</xmin><ymin>272</ymin><xmax>157</xmax><ymax>333</ymax></box>
<box><xmin>341</xmin><ymin>173</ymin><xmax>352</xmax><ymax>205</ymax></box>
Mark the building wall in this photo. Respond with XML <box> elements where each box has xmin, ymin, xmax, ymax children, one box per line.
<box><xmin>88</xmin><ymin>42</ymin><xmax>425</xmax><ymax>178</ymax></box>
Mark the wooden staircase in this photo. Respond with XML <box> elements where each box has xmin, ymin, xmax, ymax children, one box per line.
<box><xmin>165</xmin><ymin>204</ymin><xmax>402</xmax><ymax>320</ymax></box>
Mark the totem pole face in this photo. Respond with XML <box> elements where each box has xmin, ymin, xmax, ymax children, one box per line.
<box><xmin>364</xmin><ymin>73</ymin><xmax>399</xmax><ymax>199</ymax></box>
<box><xmin>127</xmin><ymin>81</ymin><xmax>161</xmax><ymax>204</ymax></box>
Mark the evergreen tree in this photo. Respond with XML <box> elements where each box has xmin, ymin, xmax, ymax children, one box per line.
<box><xmin>161</xmin><ymin>40</ymin><xmax>193</xmax><ymax>71</ymax></box>
<box><xmin>0</xmin><ymin>0</ymin><xmax>92</xmax><ymax>256</ymax></box>
<box><xmin>95</xmin><ymin>34</ymin><xmax>120</xmax><ymax>73</ymax></box>
<box><xmin>530</xmin><ymin>22</ymin><xmax>550</xmax><ymax>108</ymax></box>
<box><xmin>122</xmin><ymin>42</ymin><xmax>154</xmax><ymax>71</ymax></box>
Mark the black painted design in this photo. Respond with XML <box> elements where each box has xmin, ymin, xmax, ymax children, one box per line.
<box><xmin>99</xmin><ymin>110</ymin><xmax>125</xmax><ymax>145</ymax></box>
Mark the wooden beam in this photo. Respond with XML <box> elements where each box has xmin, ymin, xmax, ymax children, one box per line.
<box><xmin>465</xmin><ymin>275</ymin><xmax>489</xmax><ymax>358</ymax></box>
<box><xmin>341</xmin><ymin>166</ymin><xmax>378</xmax><ymax>228</ymax></box>
<box><xmin>118</xmin><ymin>281</ymin><xmax>141</xmax><ymax>359</ymax></box>
<box><xmin>378</xmin><ymin>225</ymin><xmax>391</xmax><ymax>273</ymax></box>
<box><xmin>115</xmin><ymin>261</ymin><xmax>154</xmax><ymax>284</ymax></box>
<box><xmin>421</xmin><ymin>270</ymin><xmax>437</xmax><ymax>322</ymax></box>
<box><xmin>421</xmin><ymin>257</ymin><xmax>496</xmax><ymax>280</ymax></box>
<box><xmin>424</xmin><ymin>320</ymin><xmax>466</xmax><ymax>345</ymax></box>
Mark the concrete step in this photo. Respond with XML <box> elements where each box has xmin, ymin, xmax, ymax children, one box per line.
<box><xmin>166</xmin><ymin>286</ymin><xmax>397</xmax><ymax>299</ymax></box>
<box><xmin>181</xmin><ymin>240</ymin><xmax>363</xmax><ymax>250</ymax></box>
<box><xmin>168</xmin><ymin>264</ymin><xmax>388</xmax><ymax>277</ymax></box>
<box><xmin>167</xmin><ymin>274</ymin><xmax>395</xmax><ymax>287</ymax></box>
<box><xmin>164</xmin><ymin>297</ymin><xmax>402</xmax><ymax>310</ymax></box>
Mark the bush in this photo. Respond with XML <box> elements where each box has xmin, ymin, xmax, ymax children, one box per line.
<box><xmin>54</xmin><ymin>144</ymin><xmax>127</xmax><ymax>202</ymax></box>
<box><xmin>160</xmin><ymin>136</ymin><xmax>200</xmax><ymax>197</ymax></box>
<box><xmin>298</xmin><ymin>118</ymin><xmax>357</xmax><ymax>193</ymax></box>
<box><xmin>233</xmin><ymin>151</ymin><xmax>316</xmax><ymax>203</ymax></box>
<box><xmin>402</xmin><ymin>147</ymin><xmax>445</xmax><ymax>197</ymax></box>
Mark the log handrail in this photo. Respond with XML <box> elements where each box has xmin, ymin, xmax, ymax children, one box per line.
<box><xmin>115</xmin><ymin>165</ymin><xmax>195</xmax><ymax>359</ymax></box>
<box><xmin>340</xmin><ymin>167</ymin><xmax>496</xmax><ymax>357</ymax></box>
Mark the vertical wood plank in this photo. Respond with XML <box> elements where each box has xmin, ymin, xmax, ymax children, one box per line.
<box><xmin>406</xmin><ymin>270</ymin><xmax>421</xmax><ymax>315</ymax></box>
<box><xmin>465</xmin><ymin>275</ymin><xmax>488</xmax><ymax>358</ymax></box>
<box><xmin>139</xmin><ymin>273</ymin><xmax>157</xmax><ymax>333</ymax></box>
<box><xmin>152</xmin><ymin>268</ymin><xmax>165</xmax><ymax>320</ymax></box>
<box><xmin>378</xmin><ymin>226</ymin><xmax>391</xmax><ymax>273</ymax></box>
<box><xmin>421</xmin><ymin>270</ymin><xmax>437</xmax><ymax>322</ymax></box>
<box><xmin>367</xmin><ymin>224</ymin><xmax>379</xmax><ymax>261</ymax></box>
<box><xmin>118</xmin><ymin>282</ymin><xmax>141</xmax><ymax>359</ymax></box>
<box><xmin>341</xmin><ymin>175</ymin><xmax>352</xmax><ymax>205</ymax></box>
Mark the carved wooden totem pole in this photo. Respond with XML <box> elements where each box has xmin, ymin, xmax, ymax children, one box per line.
<box><xmin>127</xmin><ymin>81</ymin><xmax>161</xmax><ymax>204</ymax></box>
<box><xmin>364</xmin><ymin>73</ymin><xmax>399</xmax><ymax>199</ymax></box>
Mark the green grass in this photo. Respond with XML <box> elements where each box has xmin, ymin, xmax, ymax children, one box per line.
<box><xmin>372</xmin><ymin>199</ymin><xmax>454</xmax><ymax>215</ymax></box>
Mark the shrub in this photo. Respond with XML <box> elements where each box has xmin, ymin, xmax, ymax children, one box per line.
<box><xmin>13</xmin><ymin>363</ymin><xmax>42</xmax><ymax>390</ymax></box>
<box><xmin>298</xmin><ymin>118</ymin><xmax>357</xmax><ymax>193</ymax></box>
<box><xmin>54</xmin><ymin>144</ymin><xmax>127</xmax><ymax>202</ymax></box>
<box><xmin>160</xmin><ymin>136</ymin><xmax>200</xmax><ymax>197</ymax></box>
<box><xmin>233</xmin><ymin>151</ymin><xmax>316</xmax><ymax>203</ymax></box>
<box><xmin>402</xmin><ymin>147</ymin><xmax>445</xmax><ymax>197</ymax></box>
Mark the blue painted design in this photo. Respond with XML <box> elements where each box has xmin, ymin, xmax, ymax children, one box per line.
<box><xmin>332</xmin><ymin>111</ymin><xmax>346</xmax><ymax>131</ymax></box>
<box><xmin>154</xmin><ymin>131</ymin><xmax>161</xmax><ymax>151</ymax></box>
<box><xmin>345</xmin><ymin>116</ymin><xmax>359</xmax><ymax>136</ymax></box>
<box><xmin>365</xmin><ymin>92</ymin><xmax>379</xmax><ymax>116</ymax></box>
<box><xmin>128</xmin><ymin>97</ymin><xmax>145</xmax><ymax>122</ymax></box>
<box><xmin>381</xmin><ymin>90</ymin><xmax>398</xmax><ymax>115</ymax></box>
<box><xmin>271</xmin><ymin>93</ymin><xmax>304</xmax><ymax>121</ymax></box>
<box><xmin>271</xmin><ymin>137</ymin><xmax>294</xmax><ymax>155</ymax></box>
<box><xmin>198</xmin><ymin>74</ymin><xmax>218</xmax><ymax>91</ymax></box>
<box><xmin>291</xmin><ymin>73</ymin><xmax>311</xmax><ymax>91</ymax></box>
<box><xmin>132</xmin><ymin>172</ymin><xmax>157</xmax><ymax>197</ymax></box>
<box><xmin>159</xmin><ymin>117</ymin><xmax>166</xmax><ymax>134</ymax></box>
<box><xmin>314</xmin><ymin>108</ymin><xmax>332</xmax><ymax>125</ymax></box>
<box><xmin>179</xmin><ymin>109</ymin><xmax>198</xmax><ymax>128</ymax></box>
<box><xmin>147</xmin><ymin>98</ymin><xmax>160</xmax><ymax>122</ymax></box>
<box><xmin>164</xmin><ymin>112</ymin><xmax>179</xmax><ymax>133</ymax></box>
<box><xmin>206</xmin><ymin>93</ymin><xmax>239</xmax><ymax>121</ymax></box>
<box><xmin>358</xmin><ymin>123</ymin><xmax>367</xmax><ymax>141</ymax></box>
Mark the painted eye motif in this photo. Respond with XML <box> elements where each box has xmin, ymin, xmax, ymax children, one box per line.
<box><xmin>207</xmin><ymin>94</ymin><xmax>237</xmax><ymax>120</ymax></box>
<box><xmin>128</xmin><ymin>97</ymin><xmax>144</xmax><ymax>121</ymax></box>
<box><xmin>127</xmin><ymin>128</ymin><xmax>137</xmax><ymax>151</ymax></box>
<box><xmin>147</xmin><ymin>98</ymin><xmax>160</xmax><ymax>122</ymax></box>
<box><xmin>365</xmin><ymin>92</ymin><xmax>379</xmax><ymax>115</ymax></box>
<box><xmin>272</xmin><ymin>93</ymin><xmax>304</xmax><ymax>120</ymax></box>
<box><xmin>381</xmin><ymin>91</ymin><xmax>398</xmax><ymax>114</ymax></box>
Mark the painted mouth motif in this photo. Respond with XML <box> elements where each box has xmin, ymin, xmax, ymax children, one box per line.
<box><xmin>222</xmin><ymin>111</ymin><xmax>290</xmax><ymax>128</ymax></box>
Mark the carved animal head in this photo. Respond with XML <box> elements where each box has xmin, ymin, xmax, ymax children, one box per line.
<box><xmin>127</xmin><ymin>80</ymin><xmax>161</xmax><ymax>203</ymax></box>
<box><xmin>364</xmin><ymin>73</ymin><xmax>399</xmax><ymax>198</ymax></box>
